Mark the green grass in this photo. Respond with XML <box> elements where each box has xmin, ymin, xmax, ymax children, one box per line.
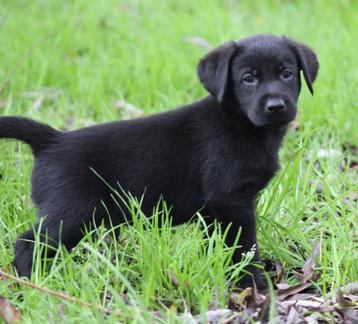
<box><xmin>0</xmin><ymin>0</ymin><xmax>357</xmax><ymax>322</ymax></box>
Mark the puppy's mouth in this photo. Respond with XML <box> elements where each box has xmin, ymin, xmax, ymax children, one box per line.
<box><xmin>263</xmin><ymin>118</ymin><xmax>293</xmax><ymax>128</ymax></box>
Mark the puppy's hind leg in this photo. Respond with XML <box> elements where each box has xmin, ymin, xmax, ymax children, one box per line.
<box><xmin>13</xmin><ymin>204</ymin><xmax>103</xmax><ymax>278</ymax></box>
<box><xmin>13</xmin><ymin>227</ymin><xmax>39</xmax><ymax>278</ymax></box>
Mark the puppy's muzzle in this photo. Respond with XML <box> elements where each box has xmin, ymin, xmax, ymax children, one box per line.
<box><xmin>264</xmin><ymin>98</ymin><xmax>286</xmax><ymax>113</ymax></box>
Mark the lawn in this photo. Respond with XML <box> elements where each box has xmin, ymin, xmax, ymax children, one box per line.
<box><xmin>0</xmin><ymin>0</ymin><xmax>357</xmax><ymax>322</ymax></box>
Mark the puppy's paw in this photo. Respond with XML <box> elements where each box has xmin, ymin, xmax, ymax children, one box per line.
<box><xmin>253</xmin><ymin>275</ymin><xmax>267</xmax><ymax>291</ymax></box>
<box><xmin>239</xmin><ymin>268</ymin><xmax>267</xmax><ymax>291</ymax></box>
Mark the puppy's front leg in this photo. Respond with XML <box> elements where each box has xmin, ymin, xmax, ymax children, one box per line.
<box><xmin>207</xmin><ymin>198</ymin><xmax>266</xmax><ymax>289</ymax></box>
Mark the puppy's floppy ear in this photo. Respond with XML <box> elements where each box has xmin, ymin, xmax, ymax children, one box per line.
<box><xmin>197</xmin><ymin>41</ymin><xmax>237</xmax><ymax>104</ymax></box>
<box><xmin>284</xmin><ymin>37</ymin><xmax>319</xmax><ymax>95</ymax></box>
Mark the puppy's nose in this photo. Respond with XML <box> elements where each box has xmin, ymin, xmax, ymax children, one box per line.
<box><xmin>265</xmin><ymin>98</ymin><xmax>285</xmax><ymax>112</ymax></box>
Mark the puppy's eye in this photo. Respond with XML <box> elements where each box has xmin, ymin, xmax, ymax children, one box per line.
<box><xmin>243</xmin><ymin>74</ymin><xmax>256</xmax><ymax>84</ymax></box>
<box><xmin>282</xmin><ymin>69</ymin><xmax>293</xmax><ymax>79</ymax></box>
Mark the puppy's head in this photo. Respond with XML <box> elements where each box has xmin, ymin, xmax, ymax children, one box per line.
<box><xmin>198</xmin><ymin>34</ymin><xmax>319</xmax><ymax>127</ymax></box>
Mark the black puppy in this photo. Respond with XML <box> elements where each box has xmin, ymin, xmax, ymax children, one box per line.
<box><xmin>0</xmin><ymin>35</ymin><xmax>318</xmax><ymax>288</ymax></box>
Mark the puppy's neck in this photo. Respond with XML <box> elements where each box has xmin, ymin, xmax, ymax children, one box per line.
<box><xmin>240</xmin><ymin>119</ymin><xmax>288</xmax><ymax>157</ymax></box>
<box><xmin>204</xmin><ymin>95</ymin><xmax>288</xmax><ymax>155</ymax></box>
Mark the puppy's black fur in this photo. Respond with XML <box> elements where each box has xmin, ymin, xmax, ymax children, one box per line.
<box><xmin>0</xmin><ymin>35</ymin><xmax>318</xmax><ymax>288</ymax></box>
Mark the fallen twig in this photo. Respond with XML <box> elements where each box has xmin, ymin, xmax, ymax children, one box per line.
<box><xmin>0</xmin><ymin>269</ymin><xmax>124</xmax><ymax>317</ymax></box>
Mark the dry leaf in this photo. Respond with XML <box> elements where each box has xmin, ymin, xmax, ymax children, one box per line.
<box><xmin>198</xmin><ymin>309</ymin><xmax>232</xmax><ymax>322</ymax></box>
<box><xmin>241</xmin><ymin>286</ymin><xmax>266</xmax><ymax>318</ymax></box>
<box><xmin>345</xmin><ymin>295</ymin><xmax>358</xmax><ymax>302</ymax></box>
<box><xmin>342</xmin><ymin>308</ymin><xmax>358</xmax><ymax>323</ymax></box>
<box><xmin>278</xmin><ymin>282</ymin><xmax>312</xmax><ymax>301</ymax></box>
<box><xmin>286</xmin><ymin>306</ymin><xmax>302</xmax><ymax>323</ymax></box>
<box><xmin>116</xmin><ymin>100</ymin><xmax>144</xmax><ymax>118</ymax></box>
<box><xmin>282</xmin><ymin>299</ymin><xmax>323</xmax><ymax>308</ymax></box>
<box><xmin>275</xmin><ymin>262</ymin><xmax>284</xmax><ymax>284</ymax></box>
<box><xmin>342</xmin><ymin>282</ymin><xmax>358</xmax><ymax>295</ymax></box>
<box><xmin>286</xmin><ymin>293</ymin><xmax>315</xmax><ymax>301</ymax></box>
<box><xmin>304</xmin><ymin>315</ymin><xmax>323</xmax><ymax>324</ymax></box>
<box><xmin>336</xmin><ymin>288</ymin><xmax>355</xmax><ymax>308</ymax></box>
<box><xmin>229</xmin><ymin>289</ymin><xmax>251</xmax><ymax>310</ymax></box>
<box><xmin>300</xmin><ymin>240</ymin><xmax>321</xmax><ymax>283</ymax></box>
<box><xmin>276</xmin><ymin>283</ymin><xmax>291</xmax><ymax>290</ymax></box>
<box><xmin>0</xmin><ymin>296</ymin><xmax>21</xmax><ymax>323</ymax></box>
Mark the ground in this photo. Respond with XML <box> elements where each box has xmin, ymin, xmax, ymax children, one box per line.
<box><xmin>0</xmin><ymin>0</ymin><xmax>357</xmax><ymax>323</ymax></box>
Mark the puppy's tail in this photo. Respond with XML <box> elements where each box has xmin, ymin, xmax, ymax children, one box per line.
<box><xmin>0</xmin><ymin>116</ymin><xmax>60</xmax><ymax>154</ymax></box>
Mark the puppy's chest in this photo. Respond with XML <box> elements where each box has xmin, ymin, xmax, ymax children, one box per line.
<box><xmin>206</xmin><ymin>138</ymin><xmax>280</xmax><ymax>194</ymax></box>
<box><xmin>246</xmin><ymin>147</ymin><xmax>280</xmax><ymax>175</ymax></box>
<box><xmin>237</xmin><ymin>151</ymin><xmax>279</xmax><ymax>189</ymax></box>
